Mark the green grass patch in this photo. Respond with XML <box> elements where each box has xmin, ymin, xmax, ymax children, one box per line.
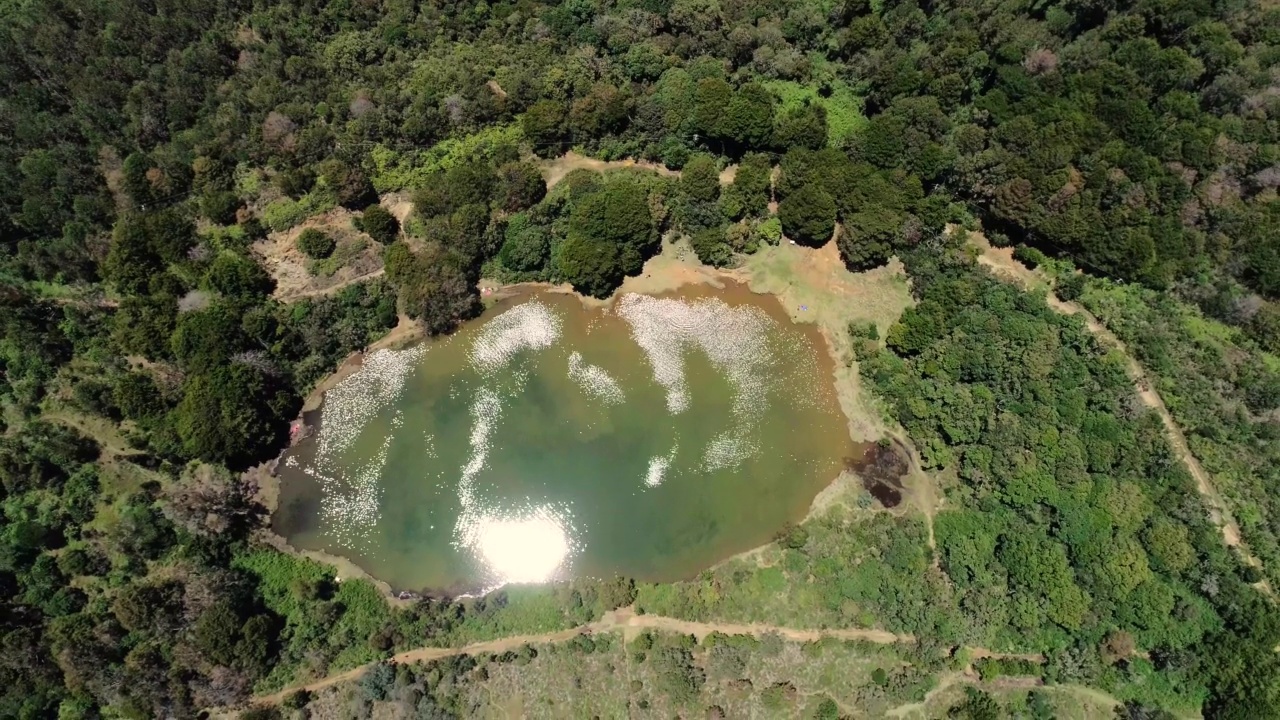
<box><xmin>447</xmin><ymin>586</ymin><xmax>580</xmax><ymax>645</ymax></box>
<box><xmin>262</xmin><ymin>188</ymin><xmax>338</xmax><ymax>232</ymax></box>
<box><xmin>634</xmin><ymin>509</ymin><xmax>963</xmax><ymax>643</ymax></box>
<box><xmin>763</xmin><ymin>79</ymin><xmax>867</xmax><ymax>146</ymax></box>
<box><xmin>308</xmin><ymin>236</ymin><xmax>369</xmax><ymax>277</ymax></box>
<box><xmin>233</xmin><ymin>549</ymin><xmax>392</xmax><ymax>690</ymax></box>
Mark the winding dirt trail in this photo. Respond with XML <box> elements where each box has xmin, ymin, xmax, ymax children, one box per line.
<box><xmin>252</xmin><ymin>608</ymin><xmax>910</xmax><ymax>706</ymax></box>
<box><xmin>967</xmin><ymin>231</ymin><xmax>1266</xmax><ymax>578</ymax></box>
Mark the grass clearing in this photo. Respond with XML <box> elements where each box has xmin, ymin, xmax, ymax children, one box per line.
<box><xmin>763</xmin><ymin>79</ymin><xmax>867</xmax><ymax>146</ymax></box>
<box><xmin>253</xmin><ymin>208</ymin><xmax>384</xmax><ymax>302</ymax></box>
<box><xmin>737</xmin><ymin>240</ymin><xmax>914</xmax><ymax>443</ymax></box>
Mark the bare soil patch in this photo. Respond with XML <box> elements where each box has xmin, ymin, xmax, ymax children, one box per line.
<box><xmin>380</xmin><ymin>191</ymin><xmax>414</xmax><ymax>224</ymax></box>
<box><xmin>538</xmin><ymin>151</ymin><xmax>681</xmax><ymax>188</ymax></box>
<box><xmin>253</xmin><ymin>208</ymin><xmax>384</xmax><ymax>303</ymax></box>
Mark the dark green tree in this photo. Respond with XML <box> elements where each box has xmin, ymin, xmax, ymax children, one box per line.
<box><xmin>773</xmin><ymin>103</ymin><xmax>828</xmax><ymax>151</ymax></box>
<box><xmin>839</xmin><ymin>207</ymin><xmax>900</xmax><ymax>271</ymax></box>
<box><xmin>681</xmin><ymin>153</ymin><xmax>720</xmax><ymax>203</ymax></box>
<box><xmin>360</xmin><ymin>204</ymin><xmax>400</xmax><ymax>244</ymax></box>
<box><xmin>690</xmin><ymin>226</ymin><xmax>732</xmax><ymax>267</ymax></box>
<box><xmin>778</xmin><ymin>184</ymin><xmax>837</xmax><ymax>247</ymax></box>
<box><xmin>173</xmin><ymin>364</ymin><xmax>293</xmax><ymax>467</ymax></box>
<box><xmin>497</xmin><ymin>213</ymin><xmax>552</xmax><ymax>273</ymax></box>
<box><xmin>522</xmin><ymin>100</ymin><xmax>568</xmax><ymax>157</ymax></box>
<box><xmin>296</xmin><ymin>229</ymin><xmax>335</xmax><ymax>259</ymax></box>
<box><xmin>555</xmin><ymin>233</ymin><xmax>623</xmax><ymax>299</ymax></box>
<box><xmin>200</xmin><ymin>191</ymin><xmax>241</xmax><ymax>225</ymax></box>
<box><xmin>720</xmin><ymin>83</ymin><xmax>777</xmax><ymax>152</ymax></box>
<box><xmin>495</xmin><ymin>161</ymin><xmax>547</xmax><ymax>212</ymax></box>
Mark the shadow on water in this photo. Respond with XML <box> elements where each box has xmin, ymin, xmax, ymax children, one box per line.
<box><xmin>845</xmin><ymin>440</ymin><xmax>910</xmax><ymax>508</ymax></box>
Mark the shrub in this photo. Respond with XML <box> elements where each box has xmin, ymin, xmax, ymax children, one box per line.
<box><xmin>200</xmin><ymin>191</ymin><xmax>241</xmax><ymax>226</ymax></box>
<box><xmin>689</xmin><ymin>229</ymin><xmax>732</xmax><ymax>268</ymax></box>
<box><xmin>204</xmin><ymin>253</ymin><xmax>275</xmax><ymax>298</ymax></box>
<box><xmin>275</xmin><ymin>168</ymin><xmax>315</xmax><ymax>198</ymax></box>
<box><xmin>1056</xmin><ymin>272</ymin><xmax>1086</xmax><ymax>301</ymax></box>
<box><xmin>296</xmin><ymin>229</ymin><xmax>335</xmax><ymax>259</ymax></box>
<box><xmin>1013</xmin><ymin>244</ymin><xmax>1047</xmax><ymax>268</ymax></box>
<box><xmin>360</xmin><ymin>204</ymin><xmax>400</xmax><ymax>244</ymax></box>
<box><xmin>756</xmin><ymin>217</ymin><xmax>783</xmax><ymax>245</ymax></box>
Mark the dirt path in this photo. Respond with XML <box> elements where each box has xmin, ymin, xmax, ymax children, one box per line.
<box><xmin>539</xmin><ymin>151</ymin><xmax>680</xmax><ymax>188</ymax></box>
<box><xmin>538</xmin><ymin>151</ymin><xmax>739</xmax><ymax>189</ymax></box>
<box><xmin>251</xmin><ymin>608</ymin><xmax>909</xmax><ymax>707</ymax></box>
<box><xmin>286</xmin><ymin>266</ymin><xmax>386</xmax><ymax>300</ymax></box>
<box><xmin>966</xmin><ymin>230</ymin><xmax>1263</xmax><ymax>573</ymax></box>
<box><xmin>885</xmin><ymin>671</ymin><xmax>965</xmax><ymax>718</ymax></box>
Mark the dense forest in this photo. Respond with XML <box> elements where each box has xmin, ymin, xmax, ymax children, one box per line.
<box><xmin>2</xmin><ymin>0</ymin><xmax>1278</xmax><ymax>716</ymax></box>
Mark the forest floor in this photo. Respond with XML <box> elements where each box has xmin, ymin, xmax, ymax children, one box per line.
<box><xmin>966</xmin><ymin>229</ymin><xmax>1269</xmax><ymax>584</ymax></box>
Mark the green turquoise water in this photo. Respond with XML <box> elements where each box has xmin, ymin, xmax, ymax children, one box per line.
<box><xmin>273</xmin><ymin>283</ymin><xmax>852</xmax><ymax>594</ymax></box>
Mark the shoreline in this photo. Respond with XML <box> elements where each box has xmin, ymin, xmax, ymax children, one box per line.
<box><xmin>258</xmin><ymin>239</ymin><xmax>909</xmax><ymax>602</ymax></box>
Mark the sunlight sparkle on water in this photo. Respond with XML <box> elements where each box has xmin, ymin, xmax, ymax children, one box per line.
<box><xmin>469</xmin><ymin>508</ymin><xmax>571</xmax><ymax>584</ymax></box>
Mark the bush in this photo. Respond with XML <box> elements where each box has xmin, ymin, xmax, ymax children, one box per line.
<box><xmin>1056</xmin><ymin>272</ymin><xmax>1086</xmax><ymax>301</ymax></box>
<box><xmin>360</xmin><ymin>661</ymin><xmax>396</xmax><ymax>701</ymax></box>
<box><xmin>1013</xmin><ymin>244</ymin><xmax>1047</xmax><ymax>268</ymax></box>
<box><xmin>756</xmin><ymin>217</ymin><xmax>783</xmax><ymax>245</ymax></box>
<box><xmin>296</xmin><ymin>229</ymin><xmax>335</xmax><ymax>259</ymax></box>
<box><xmin>282</xmin><ymin>689</ymin><xmax>310</xmax><ymax>710</ymax></box>
<box><xmin>777</xmin><ymin>184</ymin><xmax>836</xmax><ymax>247</ymax></box>
<box><xmin>201</xmin><ymin>191</ymin><xmax>241</xmax><ymax>226</ymax></box>
<box><xmin>72</xmin><ymin>379</ymin><xmax>118</xmax><ymax>418</ymax></box>
<box><xmin>690</xmin><ymin>227</ymin><xmax>732</xmax><ymax>267</ymax></box>
<box><xmin>360</xmin><ymin>204</ymin><xmax>400</xmax><ymax>244</ymax></box>
<box><xmin>204</xmin><ymin>253</ymin><xmax>275</xmax><ymax>298</ymax></box>
<box><xmin>240</xmin><ymin>217</ymin><xmax>267</xmax><ymax>242</ymax></box>
<box><xmin>275</xmin><ymin>168</ymin><xmax>315</xmax><ymax>198</ymax></box>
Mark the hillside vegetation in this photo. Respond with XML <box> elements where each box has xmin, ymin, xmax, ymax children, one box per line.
<box><xmin>1</xmin><ymin>0</ymin><xmax>1278</xmax><ymax>717</ymax></box>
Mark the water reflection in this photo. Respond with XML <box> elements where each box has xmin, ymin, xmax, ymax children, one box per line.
<box><xmin>274</xmin><ymin>283</ymin><xmax>852</xmax><ymax>593</ymax></box>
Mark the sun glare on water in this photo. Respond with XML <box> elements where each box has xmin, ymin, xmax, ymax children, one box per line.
<box><xmin>469</xmin><ymin>508</ymin><xmax>572</xmax><ymax>584</ymax></box>
<box><xmin>295</xmin><ymin>292</ymin><xmax>826</xmax><ymax>590</ymax></box>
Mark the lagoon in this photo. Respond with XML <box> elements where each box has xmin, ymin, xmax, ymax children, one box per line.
<box><xmin>273</xmin><ymin>282</ymin><xmax>853</xmax><ymax>594</ymax></box>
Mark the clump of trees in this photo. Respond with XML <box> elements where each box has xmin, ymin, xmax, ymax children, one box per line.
<box><xmin>557</xmin><ymin>178</ymin><xmax>659</xmax><ymax>297</ymax></box>
<box><xmin>865</xmin><ymin>242</ymin><xmax>1280</xmax><ymax>716</ymax></box>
